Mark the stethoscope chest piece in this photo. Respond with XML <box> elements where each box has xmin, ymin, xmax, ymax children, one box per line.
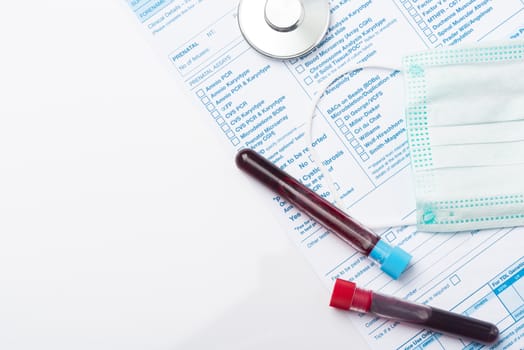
<box><xmin>238</xmin><ymin>0</ymin><xmax>330</xmax><ymax>59</ymax></box>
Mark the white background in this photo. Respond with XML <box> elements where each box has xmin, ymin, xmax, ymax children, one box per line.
<box><xmin>0</xmin><ymin>2</ymin><xmax>368</xmax><ymax>349</ymax></box>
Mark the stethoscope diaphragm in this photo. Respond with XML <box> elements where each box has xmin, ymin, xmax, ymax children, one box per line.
<box><xmin>238</xmin><ymin>0</ymin><xmax>330</xmax><ymax>59</ymax></box>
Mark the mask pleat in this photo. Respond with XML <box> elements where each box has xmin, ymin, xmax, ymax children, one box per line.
<box><xmin>429</xmin><ymin>119</ymin><xmax>524</xmax><ymax>146</ymax></box>
<box><xmin>426</xmin><ymin>61</ymin><xmax>524</xmax><ymax>127</ymax></box>
<box><xmin>418</xmin><ymin>165</ymin><xmax>524</xmax><ymax>200</ymax></box>
<box><xmin>431</xmin><ymin>140</ymin><xmax>524</xmax><ymax>169</ymax></box>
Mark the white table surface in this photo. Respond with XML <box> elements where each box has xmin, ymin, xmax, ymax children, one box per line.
<box><xmin>0</xmin><ymin>2</ymin><xmax>368</xmax><ymax>349</ymax></box>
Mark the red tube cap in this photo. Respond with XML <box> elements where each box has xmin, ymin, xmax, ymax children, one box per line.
<box><xmin>329</xmin><ymin>279</ymin><xmax>357</xmax><ymax>310</ymax></box>
<box><xmin>330</xmin><ymin>279</ymin><xmax>372</xmax><ymax>312</ymax></box>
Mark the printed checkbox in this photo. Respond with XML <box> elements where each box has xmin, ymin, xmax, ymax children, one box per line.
<box><xmin>308</xmin><ymin>155</ymin><xmax>314</xmax><ymax>162</ymax></box>
<box><xmin>356</xmin><ymin>147</ymin><xmax>364</xmax><ymax>154</ymax></box>
<box><xmin>201</xmin><ymin>96</ymin><xmax>210</xmax><ymax>104</ymax></box>
<box><xmin>360</xmin><ymin>153</ymin><xmax>369</xmax><ymax>161</ymax></box>
<box><xmin>409</xmin><ymin>8</ymin><xmax>417</xmax><ymax>16</ymax></box>
<box><xmin>418</xmin><ymin>22</ymin><xmax>427</xmax><ymax>30</ymax></box>
<box><xmin>221</xmin><ymin>124</ymin><xmax>230</xmax><ymax>131</ymax></box>
<box><xmin>231</xmin><ymin>138</ymin><xmax>240</xmax><ymax>146</ymax></box>
<box><xmin>414</xmin><ymin>15</ymin><xmax>422</xmax><ymax>23</ymax></box>
<box><xmin>450</xmin><ymin>274</ymin><xmax>461</xmax><ymax>286</ymax></box>
<box><xmin>429</xmin><ymin>35</ymin><xmax>438</xmax><ymax>43</ymax></box>
<box><xmin>289</xmin><ymin>58</ymin><xmax>298</xmax><ymax>65</ymax></box>
<box><xmin>295</xmin><ymin>65</ymin><xmax>305</xmax><ymax>73</ymax></box>
<box><xmin>304</xmin><ymin>76</ymin><xmax>314</xmax><ymax>85</ymax></box>
<box><xmin>216</xmin><ymin>117</ymin><xmax>225</xmax><ymax>125</ymax></box>
<box><xmin>212</xmin><ymin>110</ymin><xmax>220</xmax><ymax>118</ymax></box>
<box><xmin>226</xmin><ymin>130</ymin><xmax>235</xmax><ymax>138</ymax></box>
<box><xmin>340</xmin><ymin>126</ymin><xmax>349</xmax><ymax>134</ymax></box>
<box><xmin>206</xmin><ymin>103</ymin><xmax>215</xmax><ymax>112</ymax></box>
<box><xmin>334</xmin><ymin>182</ymin><xmax>340</xmax><ymax>190</ymax></box>
<box><xmin>350</xmin><ymin>139</ymin><xmax>359</xmax><ymax>147</ymax></box>
<box><xmin>424</xmin><ymin>28</ymin><xmax>432</xmax><ymax>36</ymax></box>
<box><xmin>196</xmin><ymin>89</ymin><xmax>205</xmax><ymax>97</ymax></box>
<box><xmin>335</xmin><ymin>118</ymin><xmax>344</xmax><ymax>127</ymax></box>
<box><xmin>385</xmin><ymin>231</ymin><xmax>396</xmax><ymax>243</ymax></box>
<box><xmin>403</xmin><ymin>2</ymin><xmax>412</xmax><ymax>9</ymax></box>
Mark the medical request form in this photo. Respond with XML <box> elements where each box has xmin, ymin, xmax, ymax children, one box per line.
<box><xmin>125</xmin><ymin>1</ymin><xmax>524</xmax><ymax>349</ymax></box>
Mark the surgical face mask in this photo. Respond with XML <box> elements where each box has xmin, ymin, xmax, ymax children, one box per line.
<box><xmin>403</xmin><ymin>43</ymin><xmax>524</xmax><ymax>232</ymax></box>
<box><xmin>307</xmin><ymin>42</ymin><xmax>524</xmax><ymax>233</ymax></box>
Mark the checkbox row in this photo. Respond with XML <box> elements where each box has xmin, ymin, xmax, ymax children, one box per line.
<box><xmin>346</xmin><ymin>136</ymin><xmax>359</xmax><ymax>147</ymax></box>
<box><xmin>220</xmin><ymin>122</ymin><xmax>240</xmax><ymax>146</ymax></box>
<box><xmin>197</xmin><ymin>90</ymin><xmax>221</xmax><ymax>116</ymax></box>
<box><xmin>196</xmin><ymin>90</ymin><xmax>239</xmax><ymax>146</ymax></box>
<box><xmin>231</xmin><ymin>137</ymin><xmax>240</xmax><ymax>146</ymax></box>
<box><xmin>385</xmin><ymin>231</ymin><xmax>396</xmax><ymax>243</ymax></box>
<box><xmin>336</xmin><ymin>119</ymin><xmax>366</xmax><ymax>139</ymax></box>
<box><xmin>450</xmin><ymin>274</ymin><xmax>461</xmax><ymax>286</ymax></box>
<box><xmin>196</xmin><ymin>90</ymin><xmax>213</xmax><ymax>107</ymax></box>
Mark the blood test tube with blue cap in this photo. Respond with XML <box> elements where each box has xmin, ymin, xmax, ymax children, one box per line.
<box><xmin>235</xmin><ymin>149</ymin><xmax>412</xmax><ymax>279</ymax></box>
<box><xmin>330</xmin><ymin>279</ymin><xmax>499</xmax><ymax>344</ymax></box>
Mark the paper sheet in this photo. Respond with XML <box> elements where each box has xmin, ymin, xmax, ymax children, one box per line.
<box><xmin>125</xmin><ymin>0</ymin><xmax>524</xmax><ymax>348</ymax></box>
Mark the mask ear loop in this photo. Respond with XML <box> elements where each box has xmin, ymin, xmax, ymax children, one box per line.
<box><xmin>305</xmin><ymin>64</ymin><xmax>414</xmax><ymax>229</ymax></box>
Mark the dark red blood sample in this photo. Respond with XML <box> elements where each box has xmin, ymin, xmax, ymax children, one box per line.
<box><xmin>330</xmin><ymin>279</ymin><xmax>499</xmax><ymax>344</ymax></box>
<box><xmin>236</xmin><ymin>148</ymin><xmax>379</xmax><ymax>254</ymax></box>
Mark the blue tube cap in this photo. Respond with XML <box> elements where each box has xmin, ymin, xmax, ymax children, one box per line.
<box><xmin>369</xmin><ymin>240</ymin><xmax>412</xmax><ymax>279</ymax></box>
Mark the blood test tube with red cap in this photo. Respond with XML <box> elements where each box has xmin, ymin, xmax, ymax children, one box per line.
<box><xmin>330</xmin><ymin>279</ymin><xmax>499</xmax><ymax>344</ymax></box>
<box><xmin>235</xmin><ymin>148</ymin><xmax>412</xmax><ymax>279</ymax></box>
